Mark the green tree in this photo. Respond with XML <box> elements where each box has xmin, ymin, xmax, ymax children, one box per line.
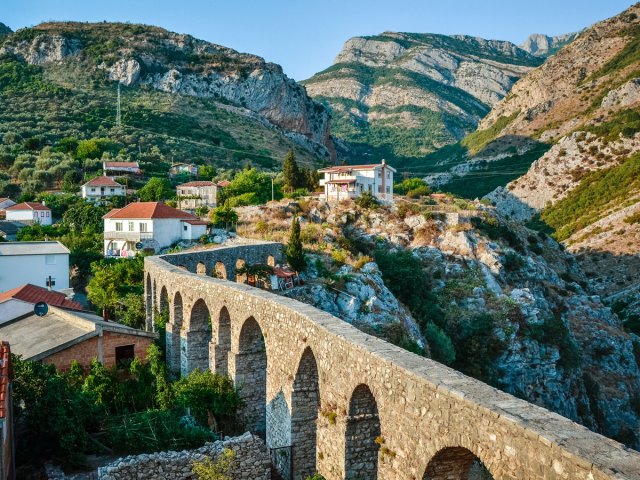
<box><xmin>138</xmin><ymin>177</ymin><xmax>173</xmax><ymax>201</ymax></box>
<box><xmin>282</xmin><ymin>149</ymin><xmax>302</xmax><ymax>192</ymax></box>
<box><xmin>87</xmin><ymin>265</ymin><xmax>120</xmax><ymax>320</ymax></box>
<box><xmin>218</xmin><ymin>168</ymin><xmax>272</xmax><ymax>205</ymax></box>
<box><xmin>192</xmin><ymin>448</ymin><xmax>236</xmax><ymax>480</ymax></box>
<box><xmin>173</xmin><ymin>369</ymin><xmax>242</xmax><ymax>431</ymax></box>
<box><xmin>210</xmin><ymin>204</ymin><xmax>238</xmax><ymax>228</ymax></box>
<box><xmin>285</xmin><ymin>216</ymin><xmax>306</xmax><ymax>272</ymax></box>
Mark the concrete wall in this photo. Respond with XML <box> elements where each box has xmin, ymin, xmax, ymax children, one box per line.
<box><xmin>6</xmin><ymin>208</ymin><xmax>51</xmax><ymax>225</ymax></box>
<box><xmin>0</xmin><ymin>253</ymin><xmax>69</xmax><ymax>291</ymax></box>
<box><xmin>146</xmin><ymin>242</ymin><xmax>640</xmax><ymax>480</ymax></box>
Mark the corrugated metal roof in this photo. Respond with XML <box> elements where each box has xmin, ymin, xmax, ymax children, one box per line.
<box><xmin>0</xmin><ymin>241</ymin><xmax>70</xmax><ymax>256</ymax></box>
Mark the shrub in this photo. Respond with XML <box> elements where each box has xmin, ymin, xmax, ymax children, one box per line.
<box><xmin>331</xmin><ymin>248</ymin><xmax>349</xmax><ymax>265</ymax></box>
<box><xmin>192</xmin><ymin>448</ymin><xmax>236</xmax><ymax>480</ymax></box>
<box><xmin>504</xmin><ymin>252</ymin><xmax>525</xmax><ymax>272</ymax></box>
<box><xmin>424</xmin><ymin>323</ymin><xmax>455</xmax><ymax>365</ymax></box>
<box><xmin>354</xmin><ymin>191</ymin><xmax>379</xmax><ymax>209</ymax></box>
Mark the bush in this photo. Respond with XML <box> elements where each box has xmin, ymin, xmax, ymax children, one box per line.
<box><xmin>192</xmin><ymin>448</ymin><xmax>236</xmax><ymax>480</ymax></box>
<box><xmin>354</xmin><ymin>191</ymin><xmax>379</xmax><ymax>209</ymax></box>
<box><xmin>103</xmin><ymin>409</ymin><xmax>215</xmax><ymax>454</ymax></box>
<box><xmin>424</xmin><ymin>322</ymin><xmax>455</xmax><ymax>365</ymax></box>
<box><xmin>173</xmin><ymin>369</ymin><xmax>242</xmax><ymax>431</ymax></box>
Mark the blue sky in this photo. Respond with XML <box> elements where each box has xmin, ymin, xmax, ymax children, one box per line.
<box><xmin>1</xmin><ymin>1</ymin><xmax>634</xmax><ymax>80</ymax></box>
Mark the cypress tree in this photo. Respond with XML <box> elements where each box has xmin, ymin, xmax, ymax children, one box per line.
<box><xmin>282</xmin><ymin>149</ymin><xmax>301</xmax><ymax>191</ymax></box>
<box><xmin>285</xmin><ymin>216</ymin><xmax>306</xmax><ymax>272</ymax></box>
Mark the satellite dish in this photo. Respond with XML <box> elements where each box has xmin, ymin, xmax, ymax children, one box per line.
<box><xmin>34</xmin><ymin>302</ymin><xmax>49</xmax><ymax>317</ymax></box>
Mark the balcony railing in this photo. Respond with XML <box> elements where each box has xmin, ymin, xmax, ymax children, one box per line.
<box><xmin>103</xmin><ymin>231</ymin><xmax>154</xmax><ymax>241</ymax></box>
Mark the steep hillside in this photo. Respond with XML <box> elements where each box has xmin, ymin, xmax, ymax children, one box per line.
<box><xmin>303</xmin><ymin>32</ymin><xmax>541</xmax><ymax>164</ymax></box>
<box><xmin>0</xmin><ymin>21</ymin><xmax>333</xmax><ymax>197</ymax></box>
<box><xmin>0</xmin><ymin>22</ymin><xmax>11</xmax><ymax>37</ymax></box>
<box><xmin>519</xmin><ymin>32</ymin><xmax>580</xmax><ymax>57</ymax></box>
<box><xmin>432</xmin><ymin>3</ymin><xmax>640</xmax><ymax>328</ymax></box>
<box><xmin>235</xmin><ymin>196</ymin><xmax>640</xmax><ymax>448</ymax></box>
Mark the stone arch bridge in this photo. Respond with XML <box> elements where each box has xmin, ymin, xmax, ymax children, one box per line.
<box><xmin>145</xmin><ymin>242</ymin><xmax>640</xmax><ymax>480</ymax></box>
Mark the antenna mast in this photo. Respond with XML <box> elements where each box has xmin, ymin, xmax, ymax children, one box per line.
<box><xmin>116</xmin><ymin>82</ymin><xmax>122</xmax><ymax>128</ymax></box>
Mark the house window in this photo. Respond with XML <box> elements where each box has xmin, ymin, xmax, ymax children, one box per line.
<box><xmin>378</xmin><ymin>185</ymin><xmax>382</xmax><ymax>193</ymax></box>
<box><xmin>377</xmin><ymin>170</ymin><xmax>381</xmax><ymax>177</ymax></box>
<box><xmin>110</xmin><ymin>188</ymin><xmax>115</xmax><ymax>193</ymax></box>
<box><xmin>140</xmin><ymin>223</ymin><xmax>148</xmax><ymax>233</ymax></box>
<box><xmin>115</xmin><ymin>222</ymin><xmax>123</xmax><ymax>232</ymax></box>
<box><xmin>45</xmin><ymin>255</ymin><xmax>56</xmax><ymax>265</ymax></box>
<box><xmin>386</xmin><ymin>171</ymin><xmax>390</xmax><ymax>179</ymax></box>
<box><xmin>184</xmin><ymin>225</ymin><xmax>188</xmax><ymax>231</ymax></box>
<box><xmin>128</xmin><ymin>221</ymin><xmax>134</xmax><ymax>231</ymax></box>
<box><xmin>46</xmin><ymin>211</ymin><xmax>50</xmax><ymax>217</ymax></box>
<box><xmin>368</xmin><ymin>184</ymin><xmax>372</xmax><ymax>192</ymax></box>
<box><xmin>115</xmin><ymin>345</ymin><xmax>135</xmax><ymax>365</ymax></box>
<box><xmin>386</xmin><ymin>186</ymin><xmax>390</xmax><ymax>193</ymax></box>
<box><xmin>91</xmin><ymin>188</ymin><xmax>96</xmax><ymax>192</ymax></box>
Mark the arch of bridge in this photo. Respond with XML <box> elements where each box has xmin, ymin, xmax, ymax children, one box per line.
<box><xmin>146</xmin><ymin>244</ymin><xmax>640</xmax><ymax>480</ymax></box>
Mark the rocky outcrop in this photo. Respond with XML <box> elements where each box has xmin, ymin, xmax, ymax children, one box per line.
<box><xmin>0</xmin><ymin>23</ymin><xmax>335</xmax><ymax>160</ymax></box>
<box><xmin>519</xmin><ymin>32</ymin><xmax>580</xmax><ymax>57</ymax></box>
<box><xmin>0</xmin><ymin>33</ymin><xmax>81</xmax><ymax>65</ymax></box>
<box><xmin>304</xmin><ymin>31</ymin><xmax>540</xmax><ymax>160</ymax></box>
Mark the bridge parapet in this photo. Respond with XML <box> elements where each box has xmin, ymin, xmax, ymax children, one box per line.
<box><xmin>145</xmin><ymin>243</ymin><xmax>640</xmax><ymax>480</ymax></box>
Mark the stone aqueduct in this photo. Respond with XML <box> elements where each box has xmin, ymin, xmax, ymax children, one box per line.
<box><xmin>145</xmin><ymin>242</ymin><xmax>640</xmax><ymax>480</ymax></box>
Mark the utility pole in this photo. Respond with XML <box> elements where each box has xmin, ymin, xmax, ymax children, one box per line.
<box><xmin>270</xmin><ymin>173</ymin><xmax>276</xmax><ymax>202</ymax></box>
<box><xmin>116</xmin><ymin>82</ymin><xmax>122</xmax><ymax>128</ymax></box>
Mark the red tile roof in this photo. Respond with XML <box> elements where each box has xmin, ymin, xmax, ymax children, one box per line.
<box><xmin>104</xmin><ymin>161</ymin><xmax>139</xmax><ymax>168</ymax></box>
<box><xmin>183</xmin><ymin>219</ymin><xmax>209</xmax><ymax>225</ymax></box>
<box><xmin>103</xmin><ymin>202</ymin><xmax>197</xmax><ymax>220</ymax></box>
<box><xmin>0</xmin><ymin>341</ymin><xmax>12</xmax><ymax>419</ymax></box>
<box><xmin>83</xmin><ymin>176</ymin><xmax>123</xmax><ymax>187</ymax></box>
<box><xmin>0</xmin><ymin>284</ymin><xmax>85</xmax><ymax>311</ymax></box>
<box><xmin>6</xmin><ymin>202</ymin><xmax>50</xmax><ymax>211</ymax></box>
<box><xmin>217</xmin><ymin>180</ymin><xmax>231</xmax><ymax>187</ymax></box>
<box><xmin>178</xmin><ymin>181</ymin><xmax>216</xmax><ymax>187</ymax></box>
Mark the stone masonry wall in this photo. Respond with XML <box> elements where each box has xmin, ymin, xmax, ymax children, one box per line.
<box><xmin>97</xmin><ymin>433</ymin><xmax>270</xmax><ymax>480</ymax></box>
<box><xmin>146</xmin><ymin>243</ymin><xmax>640</xmax><ymax>480</ymax></box>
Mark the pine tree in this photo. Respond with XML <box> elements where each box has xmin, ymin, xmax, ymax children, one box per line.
<box><xmin>285</xmin><ymin>216</ymin><xmax>306</xmax><ymax>272</ymax></box>
<box><xmin>282</xmin><ymin>149</ymin><xmax>302</xmax><ymax>192</ymax></box>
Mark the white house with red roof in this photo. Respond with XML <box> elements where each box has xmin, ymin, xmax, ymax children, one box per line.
<box><xmin>5</xmin><ymin>202</ymin><xmax>52</xmax><ymax>225</ymax></box>
<box><xmin>103</xmin><ymin>202</ymin><xmax>208</xmax><ymax>257</ymax></box>
<box><xmin>318</xmin><ymin>160</ymin><xmax>396</xmax><ymax>202</ymax></box>
<box><xmin>176</xmin><ymin>180</ymin><xmax>220</xmax><ymax>210</ymax></box>
<box><xmin>103</xmin><ymin>161</ymin><xmax>141</xmax><ymax>175</ymax></box>
<box><xmin>81</xmin><ymin>176</ymin><xmax>126</xmax><ymax>203</ymax></box>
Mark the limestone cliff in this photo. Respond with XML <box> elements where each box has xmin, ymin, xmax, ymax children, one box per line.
<box><xmin>432</xmin><ymin>3</ymin><xmax>640</xmax><ymax>344</ymax></box>
<box><xmin>519</xmin><ymin>32</ymin><xmax>579</xmax><ymax>57</ymax></box>
<box><xmin>303</xmin><ymin>32</ymin><xmax>541</xmax><ymax>163</ymax></box>
<box><xmin>236</xmin><ymin>196</ymin><xmax>640</xmax><ymax>448</ymax></box>
<box><xmin>0</xmin><ymin>22</ymin><xmax>334</xmax><ymax>160</ymax></box>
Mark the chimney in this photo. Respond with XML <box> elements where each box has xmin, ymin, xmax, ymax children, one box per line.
<box><xmin>41</xmin><ymin>200</ymin><xmax>46</xmax><ymax>206</ymax></box>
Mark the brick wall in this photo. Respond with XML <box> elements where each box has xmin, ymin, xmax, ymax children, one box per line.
<box><xmin>44</xmin><ymin>331</ymin><xmax>154</xmax><ymax>371</ymax></box>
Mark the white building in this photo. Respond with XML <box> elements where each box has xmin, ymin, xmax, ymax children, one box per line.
<box><xmin>318</xmin><ymin>161</ymin><xmax>396</xmax><ymax>202</ymax></box>
<box><xmin>176</xmin><ymin>181</ymin><xmax>218</xmax><ymax>210</ymax></box>
<box><xmin>0</xmin><ymin>241</ymin><xmax>70</xmax><ymax>292</ymax></box>
<box><xmin>103</xmin><ymin>202</ymin><xmax>208</xmax><ymax>257</ymax></box>
<box><xmin>5</xmin><ymin>202</ymin><xmax>52</xmax><ymax>225</ymax></box>
<box><xmin>81</xmin><ymin>176</ymin><xmax>126</xmax><ymax>203</ymax></box>
<box><xmin>103</xmin><ymin>161</ymin><xmax>141</xmax><ymax>175</ymax></box>
<box><xmin>169</xmin><ymin>163</ymin><xmax>199</xmax><ymax>177</ymax></box>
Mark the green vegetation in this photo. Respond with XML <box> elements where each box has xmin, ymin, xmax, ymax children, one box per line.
<box><xmin>192</xmin><ymin>448</ymin><xmax>236</xmax><ymax>480</ymax></box>
<box><xmin>137</xmin><ymin>177</ymin><xmax>174</xmax><ymax>201</ymax></box>
<box><xmin>460</xmin><ymin>111</ymin><xmax>520</xmax><ymax>154</ymax></box>
<box><xmin>394</xmin><ymin>177</ymin><xmax>431</xmax><ymax>197</ymax></box>
<box><xmin>583</xmin><ymin>108</ymin><xmax>640</xmax><ymax>144</ymax></box>
<box><xmin>541</xmin><ymin>153</ymin><xmax>640</xmax><ymax>240</ymax></box>
<box><xmin>86</xmin><ymin>255</ymin><xmax>145</xmax><ymax>322</ymax></box>
<box><xmin>285</xmin><ymin>216</ymin><xmax>306</xmax><ymax>272</ymax></box>
<box><xmin>590</xmin><ymin>24</ymin><xmax>640</xmax><ymax>81</ymax></box>
<box><xmin>13</xmin><ymin>352</ymin><xmax>241</xmax><ymax>469</ymax></box>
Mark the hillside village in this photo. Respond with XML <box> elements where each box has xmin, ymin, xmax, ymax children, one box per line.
<box><xmin>0</xmin><ymin>2</ymin><xmax>640</xmax><ymax>480</ymax></box>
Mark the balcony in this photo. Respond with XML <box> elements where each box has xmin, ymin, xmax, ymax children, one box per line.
<box><xmin>103</xmin><ymin>231</ymin><xmax>154</xmax><ymax>241</ymax></box>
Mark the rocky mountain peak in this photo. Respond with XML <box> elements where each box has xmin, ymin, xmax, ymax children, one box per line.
<box><xmin>519</xmin><ymin>32</ymin><xmax>580</xmax><ymax>57</ymax></box>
